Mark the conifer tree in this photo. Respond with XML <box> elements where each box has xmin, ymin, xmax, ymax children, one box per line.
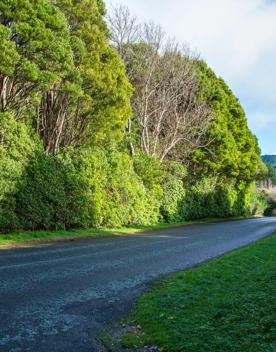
<box><xmin>38</xmin><ymin>0</ymin><xmax>132</xmax><ymax>154</ymax></box>
<box><xmin>0</xmin><ymin>0</ymin><xmax>73</xmax><ymax>117</ymax></box>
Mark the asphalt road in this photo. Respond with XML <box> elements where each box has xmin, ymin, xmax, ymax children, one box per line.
<box><xmin>0</xmin><ymin>217</ymin><xmax>276</xmax><ymax>352</ymax></box>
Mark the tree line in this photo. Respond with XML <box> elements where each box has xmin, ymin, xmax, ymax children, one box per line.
<box><xmin>0</xmin><ymin>0</ymin><xmax>267</xmax><ymax>233</ymax></box>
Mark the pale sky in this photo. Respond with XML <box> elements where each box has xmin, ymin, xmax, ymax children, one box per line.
<box><xmin>105</xmin><ymin>0</ymin><xmax>276</xmax><ymax>155</ymax></box>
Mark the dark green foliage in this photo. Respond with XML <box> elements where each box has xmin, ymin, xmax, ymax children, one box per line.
<box><xmin>121</xmin><ymin>235</ymin><xmax>276</xmax><ymax>352</ymax></box>
<box><xmin>263</xmin><ymin>188</ymin><xmax>276</xmax><ymax>216</ymax></box>
<box><xmin>262</xmin><ymin>155</ymin><xmax>276</xmax><ymax>166</ymax></box>
<box><xmin>264</xmin><ymin>203</ymin><xmax>276</xmax><ymax>216</ymax></box>
<box><xmin>267</xmin><ymin>164</ymin><xmax>276</xmax><ymax>185</ymax></box>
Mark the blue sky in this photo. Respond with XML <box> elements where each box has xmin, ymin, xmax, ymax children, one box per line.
<box><xmin>106</xmin><ymin>0</ymin><xmax>276</xmax><ymax>155</ymax></box>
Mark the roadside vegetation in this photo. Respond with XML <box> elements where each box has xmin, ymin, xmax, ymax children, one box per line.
<box><xmin>0</xmin><ymin>221</ymin><xmax>188</xmax><ymax>247</ymax></box>
<box><xmin>0</xmin><ymin>1</ymin><xmax>269</xmax><ymax>235</ymax></box>
<box><xmin>0</xmin><ymin>217</ymin><xmax>255</xmax><ymax>247</ymax></box>
<box><xmin>260</xmin><ymin>156</ymin><xmax>276</xmax><ymax>215</ymax></box>
<box><xmin>115</xmin><ymin>234</ymin><xmax>276</xmax><ymax>352</ymax></box>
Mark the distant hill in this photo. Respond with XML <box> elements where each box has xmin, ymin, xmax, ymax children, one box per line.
<box><xmin>262</xmin><ymin>155</ymin><xmax>276</xmax><ymax>166</ymax></box>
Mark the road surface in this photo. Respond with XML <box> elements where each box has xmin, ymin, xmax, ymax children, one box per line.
<box><xmin>0</xmin><ymin>217</ymin><xmax>276</xmax><ymax>351</ymax></box>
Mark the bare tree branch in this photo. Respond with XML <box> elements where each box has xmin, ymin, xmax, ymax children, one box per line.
<box><xmin>107</xmin><ymin>5</ymin><xmax>213</xmax><ymax>162</ymax></box>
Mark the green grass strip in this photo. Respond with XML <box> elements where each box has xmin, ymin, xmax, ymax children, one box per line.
<box><xmin>121</xmin><ymin>234</ymin><xmax>276</xmax><ymax>352</ymax></box>
<box><xmin>0</xmin><ymin>216</ymin><xmax>254</xmax><ymax>247</ymax></box>
<box><xmin>0</xmin><ymin>221</ymin><xmax>193</xmax><ymax>246</ymax></box>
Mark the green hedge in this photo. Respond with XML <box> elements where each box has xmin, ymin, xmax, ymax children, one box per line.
<box><xmin>2</xmin><ymin>149</ymin><xmax>163</xmax><ymax>232</ymax></box>
<box><xmin>0</xmin><ymin>143</ymin><xmax>267</xmax><ymax>233</ymax></box>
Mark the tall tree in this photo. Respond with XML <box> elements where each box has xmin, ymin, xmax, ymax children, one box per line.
<box><xmin>130</xmin><ymin>39</ymin><xmax>211</xmax><ymax>162</ymax></box>
<box><xmin>107</xmin><ymin>7</ymin><xmax>212</xmax><ymax>161</ymax></box>
<box><xmin>37</xmin><ymin>0</ymin><xmax>132</xmax><ymax>154</ymax></box>
<box><xmin>0</xmin><ymin>0</ymin><xmax>73</xmax><ymax>118</ymax></box>
<box><xmin>191</xmin><ymin>61</ymin><xmax>263</xmax><ymax>183</ymax></box>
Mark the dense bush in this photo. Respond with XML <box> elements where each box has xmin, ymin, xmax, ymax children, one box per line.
<box><xmin>75</xmin><ymin>148</ymin><xmax>161</xmax><ymax>227</ymax></box>
<box><xmin>13</xmin><ymin>152</ymin><xmax>85</xmax><ymax>231</ymax></box>
<box><xmin>7</xmin><ymin>148</ymin><xmax>165</xmax><ymax>232</ymax></box>
<box><xmin>0</xmin><ymin>140</ymin><xmax>267</xmax><ymax>233</ymax></box>
<box><xmin>250</xmin><ymin>189</ymin><xmax>269</xmax><ymax>216</ymax></box>
<box><xmin>183</xmin><ymin>178</ymin><xmax>261</xmax><ymax>221</ymax></box>
<box><xmin>0</xmin><ymin>119</ymin><xmax>267</xmax><ymax>233</ymax></box>
<box><xmin>267</xmin><ymin>164</ymin><xmax>276</xmax><ymax>185</ymax></box>
<box><xmin>160</xmin><ymin>162</ymin><xmax>186</xmax><ymax>223</ymax></box>
<box><xmin>264</xmin><ymin>203</ymin><xmax>276</xmax><ymax>216</ymax></box>
<box><xmin>0</xmin><ymin>113</ymin><xmax>36</xmax><ymax>231</ymax></box>
<box><xmin>262</xmin><ymin>189</ymin><xmax>276</xmax><ymax>216</ymax></box>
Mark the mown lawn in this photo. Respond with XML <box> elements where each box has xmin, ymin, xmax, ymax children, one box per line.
<box><xmin>119</xmin><ymin>234</ymin><xmax>276</xmax><ymax>352</ymax></box>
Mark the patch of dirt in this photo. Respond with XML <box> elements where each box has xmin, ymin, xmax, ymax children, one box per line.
<box><xmin>99</xmin><ymin>324</ymin><xmax>160</xmax><ymax>352</ymax></box>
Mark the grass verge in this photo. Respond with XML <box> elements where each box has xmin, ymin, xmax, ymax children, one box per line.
<box><xmin>117</xmin><ymin>234</ymin><xmax>276</xmax><ymax>352</ymax></box>
<box><xmin>0</xmin><ymin>216</ymin><xmax>258</xmax><ymax>248</ymax></box>
<box><xmin>0</xmin><ymin>222</ymin><xmax>180</xmax><ymax>247</ymax></box>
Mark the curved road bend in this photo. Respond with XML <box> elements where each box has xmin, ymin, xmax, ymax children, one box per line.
<box><xmin>0</xmin><ymin>217</ymin><xmax>276</xmax><ymax>351</ymax></box>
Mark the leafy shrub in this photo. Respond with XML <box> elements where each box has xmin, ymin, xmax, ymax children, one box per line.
<box><xmin>183</xmin><ymin>178</ymin><xmax>261</xmax><ymax>221</ymax></box>
<box><xmin>78</xmin><ymin>148</ymin><xmax>163</xmax><ymax>227</ymax></box>
<box><xmin>0</xmin><ymin>135</ymin><xmax>266</xmax><ymax>233</ymax></box>
<box><xmin>10</xmin><ymin>148</ymin><xmax>165</xmax><ymax>231</ymax></box>
<box><xmin>78</xmin><ymin>148</ymin><xmax>161</xmax><ymax>227</ymax></box>
<box><xmin>160</xmin><ymin>162</ymin><xmax>186</xmax><ymax>222</ymax></box>
<box><xmin>14</xmin><ymin>152</ymin><xmax>85</xmax><ymax>231</ymax></box>
<box><xmin>264</xmin><ymin>203</ymin><xmax>276</xmax><ymax>216</ymax></box>
<box><xmin>249</xmin><ymin>184</ymin><xmax>268</xmax><ymax>215</ymax></box>
<box><xmin>0</xmin><ymin>113</ymin><xmax>36</xmax><ymax>231</ymax></box>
